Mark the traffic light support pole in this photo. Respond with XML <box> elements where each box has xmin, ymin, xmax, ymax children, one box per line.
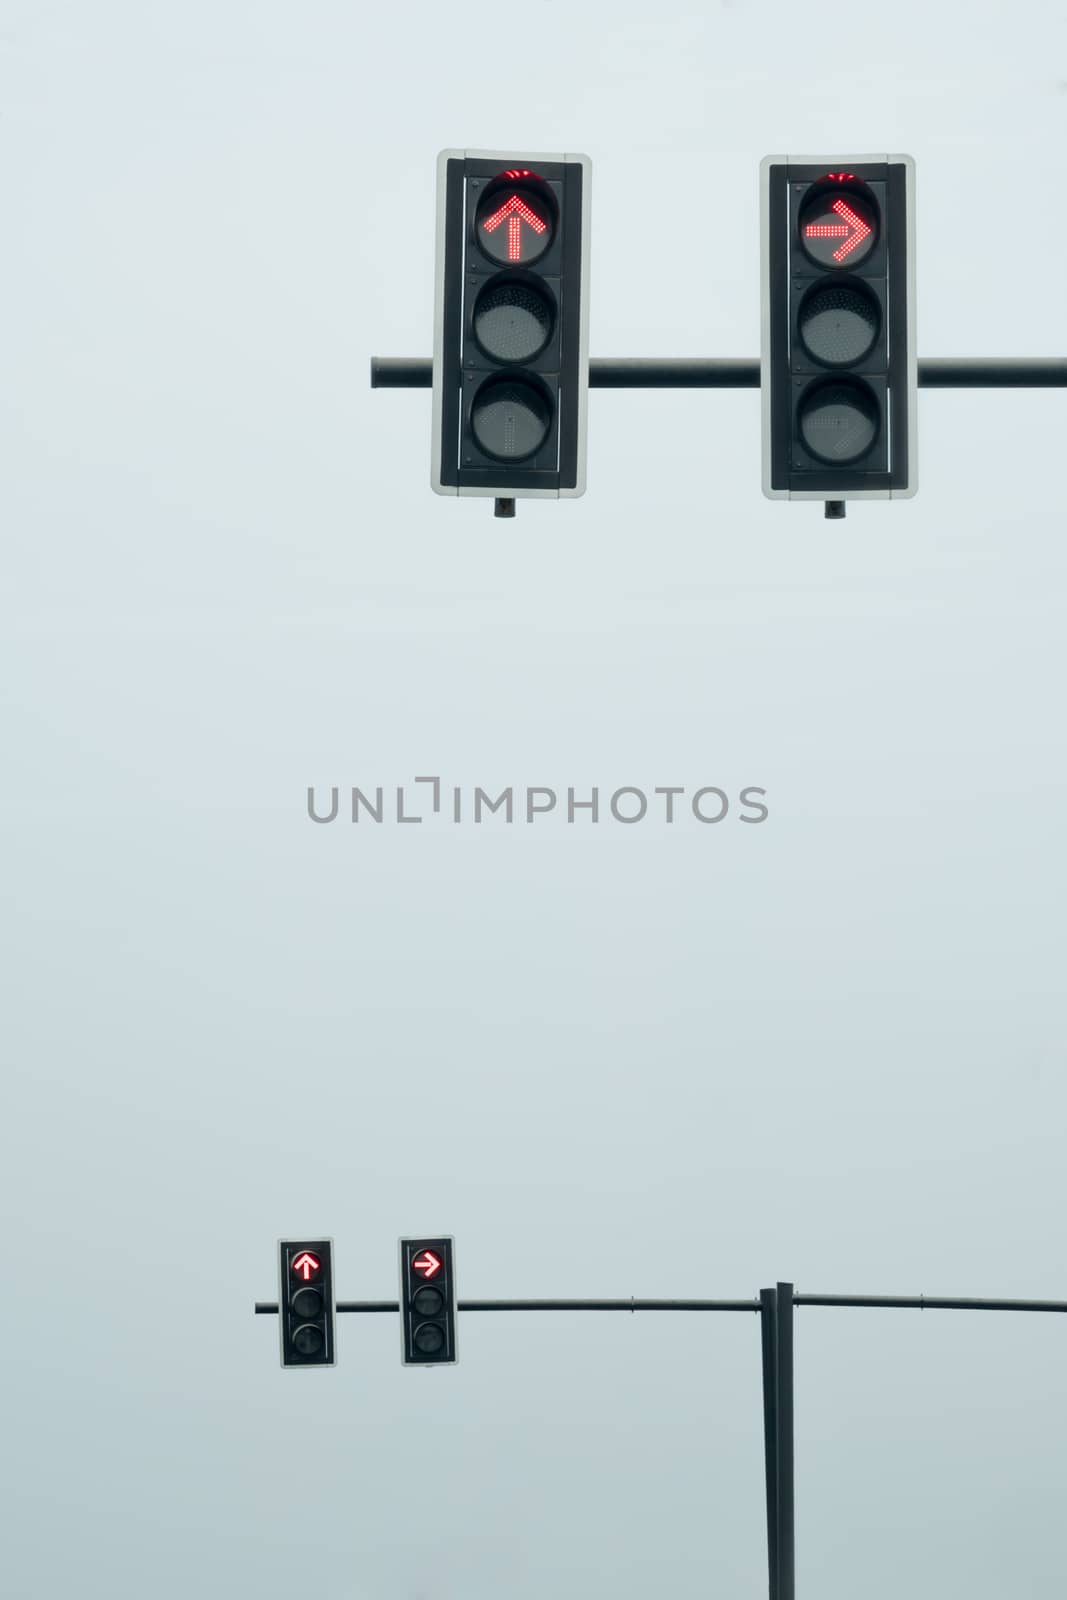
<box><xmin>760</xmin><ymin>1290</ymin><xmax>780</xmax><ymax>1600</ymax></box>
<box><xmin>255</xmin><ymin>1291</ymin><xmax>1067</xmax><ymax>1314</ymax></box>
<box><xmin>760</xmin><ymin>1284</ymin><xmax>795</xmax><ymax>1600</ymax></box>
<box><xmin>372</xmin><ymin>356</ymin><xmax>1067</xmax><ymax>389</ymax></box>
<box><xmin>254</xmin><ymin>1286</ymin><xmax>1065</xmax><ymax>1595</ymax></box>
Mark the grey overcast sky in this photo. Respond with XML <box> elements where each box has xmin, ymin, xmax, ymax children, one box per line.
<box><xmin>2</xmin><ymin>1</ymin><xmax>1066</xmax><ymax>1596</ymax></box>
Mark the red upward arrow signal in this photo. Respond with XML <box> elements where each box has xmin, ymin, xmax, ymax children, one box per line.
<box><xmin>292</xmin><ymin>1251</ymin><xmax>320</xmax><ymax>1280</ymax></box>
<box><xmin>412</xmin><ymin>1250</ymin><xmax>442</xmax><ymax>1279</ymax></box>
<box><xmin>804</xmin><ymin>197</ymin><xmax>872</xmax><ymax>262</ymax></box>
<box><xmin>481</xmin><ymin>192</ymin><xmax>548</xmax><ymax>261</ymax></box>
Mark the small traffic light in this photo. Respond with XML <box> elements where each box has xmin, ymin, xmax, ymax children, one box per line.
<box><xmin>399</xmin><ymin>1236</ymin><xmax>457</xmax><ymax>1365</ymax></box>
<box><xmin>278</xmin><ymin>1238</ymin><xmax>336</xmax><ymax>1368</ymax></box>
<box><xmin>761</xmin><ymin>154</ymin><xmax>917</xmax><ymax>506</ymax></box>
<box><xmin>431</xmin><ymin>148</ymin><xmax>591</xmax><ymax>503</ymax></box>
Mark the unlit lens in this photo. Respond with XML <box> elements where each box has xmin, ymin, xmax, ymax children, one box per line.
<box><xmin>798</xmin><ymin>381</ymin><xmax>879</xmax><ymax>463</ymax></box>
<box><xmin>292</xmin><ymin>1324</ymin><xmax>324</xmax><ymax>1357</ymax></box>
<box><xmin>474</xmin><ymin>279</ymin><xmax>554</xmax><ymax>363</ymax></box>
<box><xmin>471</xmin><ymin>379</ymin><xmax>551</xmax><ymax>461</ymax></box>
<box><xmin>292</xmin><ymin>1288</ymin><xmax>323</xmax><ymax>1319</ymax></box>
<box><xmin>799</xmin><ymin>284</ymin><xmax>879</xmax><ymax>366</ymax></box>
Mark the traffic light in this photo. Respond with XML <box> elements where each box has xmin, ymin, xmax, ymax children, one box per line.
<box><xmin>278</xmin><ymin>1238</ymin><xmax>336</xmax><ymax>1368</ymax></box>
<box><xmin>431</xmin><ymin>148</ymin><xmax>591</xmax><ymax>505</ymax></box>
<box><xmin>761</xmin><ymin>154</ymin><xmax>916</xmax><ymax>507</ymax></box>
<box><xmin>399</xmin><ymin>1236</ymin><xmax>457</xmax><ymax>1365</ymax></box>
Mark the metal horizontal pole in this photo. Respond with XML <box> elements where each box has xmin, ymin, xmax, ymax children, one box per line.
<box><xmin>920</xmin><ymin>358</ymin><xmax>1067</xmax><ymax>387</ymax></box>
<box><xmin>256</xmin><ymin>1291</ymin><xmax>1067</xmax><ymax>1315</ymax></box>
<box><xmin>794</xmin><ymin>1293</ymin><xmax>1067</xmax><ymax>1312</ymax></box>
<box><xmin>588</xmin><ymin>358</ymin><xmax>759</xmax><ymax>388</ymax></box>
<box><xmin>370</xmin><ymin>356</ymin><xmax>1067</xmax><ymax>390</ymax></box>
<box><xmin>255</xmin><ymin>1297</ymin><xmax>760</xmax><ymax>1315</ymax></box>
<box><xmin>255</xmin><ymin>1286</ymin><xmax>1067</xmax><ymax>1312</ymax></box>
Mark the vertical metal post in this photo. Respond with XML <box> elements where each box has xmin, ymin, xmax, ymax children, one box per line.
<box><xmin>761</xmin><ymin>1283</ymin><xmax>796</xmax><ymax>1600</ymax></box>
<box><xmin>775</xmin><ymin>1283</ymin><xmax>795</xmax><ymax>1600</ymax></box>
<box><xmin>760</xmin><ymin>1287</ymin><xmax>780</xmax><ymax>1600</ymax></box>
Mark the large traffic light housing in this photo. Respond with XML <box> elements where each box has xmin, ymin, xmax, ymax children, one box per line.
<box><xmin>399</xmin><ymin>1236</ymin><xmax>457</xmax><ymax>1365</ymax></box>
<box><xmin>761</xmin><ymin>154</ymin><xmax>917</xmax><ymax>503</ymax></box>
<box><xmin>431</xmin><ymin>149</ymin><xmax>591</xmax><ymax>501</ymax></box>
<box><xmin>278</xmin><ymin>1238</ymin><xmax>336</xmax><ymax>1368</ymax></box>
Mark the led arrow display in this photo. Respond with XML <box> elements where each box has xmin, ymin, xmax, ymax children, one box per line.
<box><xmin>481</xmin><ymin>193</ymin><xmax>548</xmax><ymax>261</ymax></box>
<box><xmin>804</xmin><ymin>198</ymin><xmax>871</xmax><ymax>262</ymax></box>
<box><xmin>476</xmin><ymin>183</ymin><xmax>554</xmax><ymax>266</ymax></box>
<box><xmin>799</xmin><ymin>189</ymin><xmax>877</xmax><ymax>269</ymax></box>
<box><xmin>291</xmin><ymin>1251</ymin><xmax>321</xmax><ymax>1281</ymax></box>
<box><xmin>412</xmin><ymin>1249</ymin><xmax>442</xmax><ymax>1280</ymax></box>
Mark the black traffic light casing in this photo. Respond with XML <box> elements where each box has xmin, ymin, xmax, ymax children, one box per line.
<box><xmin>399</xmin><ymin>1236</ymin><xmax>457</xmax><ymax>1366</ymax></box>
<box><xmin>761</xmin><ymin>154</ymin><xmax>917</xmax><ymax>502</ymax></box>
<box><xmin>278</xmin><ymin>1238</ymin><xmax>336</xmax><ymax>1368</ymax></box>
<box><xmin>431</xmin><ymin>148</ymin><xmax>590</xmax><ymax>500</ymax></box>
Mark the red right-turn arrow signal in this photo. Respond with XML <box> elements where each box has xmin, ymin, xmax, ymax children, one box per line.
<box><xmin>804</xmin><ymin>197</ymin><xmax>872</xmax><ymax>263</ymax></box>
<box><xmin>412</xmin><ymin>1250</ymin><xmax>442</xmax><ymax>1279</ymax></box>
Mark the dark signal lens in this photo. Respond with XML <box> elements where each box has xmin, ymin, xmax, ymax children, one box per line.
<box><xmin>291</xmin><ymin>1287</ymin><xmax>323</xmax><ymax>1319</ymax></box>
<box><xmin>292</xmin><ymin>1324</ymin><xmax>324</xmax><ymax>1357</ymax></box>
<box><xmin>798</xmin><ymin>283</ymin><xmax>880</xmax><ymax>366</ymax></box>
<box><xmin>414</xmin><ymin>1323</ymin><xmax>445</xmax><ymax>1355</ymax></box>
<box><xmin>798</xmin><ymin>380</ymin><xmax>879</xmax><ymax>463</ymax></box>
<box><xmin>473</xmin><ymin>279</ymin><xmax>554</xmax><ymax>363</ymax></box>
<box><xmin>798</xmin><ymin>189</ymin><xmax>877</xmax><ymax>268</ymax></box>
<box><xmin>475</xmin><ymin>184</ymin><xmax>555</xmax><ymax>266</ymax></box>
<box><xmin>413</xmin><ymin>1286</ymin><xmax>444</xmax><ymax>1316</ymax></box>
<box><xmin>471</xmin><ymin>377</ymin><xmax>552</xmax><ymax>460</ymax></box>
